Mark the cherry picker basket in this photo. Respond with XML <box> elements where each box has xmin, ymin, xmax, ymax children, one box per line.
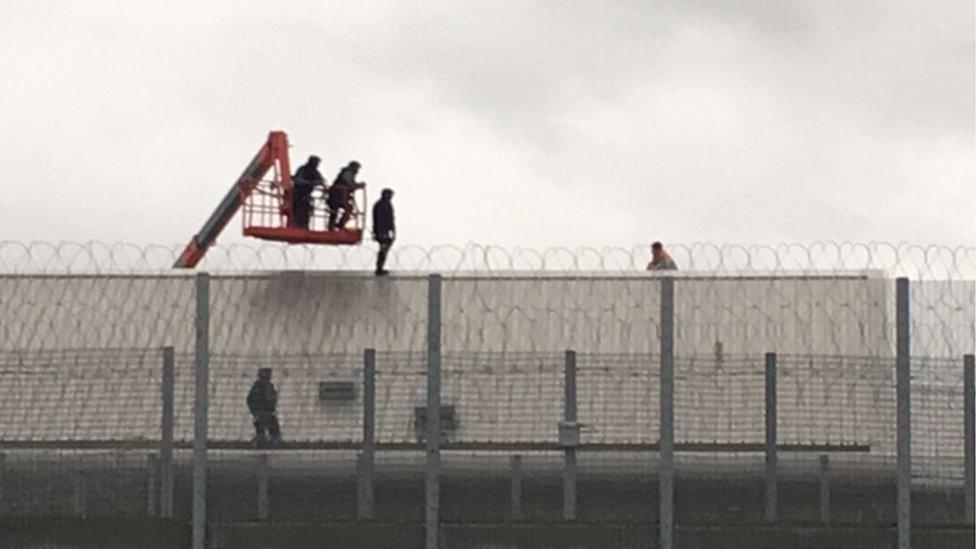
<box><xmin>242</xmin><ymin>165</ymin><xmax>365</xmax><ymax>245</ymax></box>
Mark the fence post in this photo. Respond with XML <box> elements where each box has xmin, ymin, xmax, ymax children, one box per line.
<box><xmin>964</xmin><ymin>354</ymin><xmax>974</xmax><ymax>526</ymax></box>
<box><xmin>74</xmin><ymin>464</ymin><xmax>88</xmax><ymax>519</ymax></box>
<box><xmin>563</xmin><ymin>350</ymin><xmax>578</xmax><ymax>521</ymax></box>
<box><xmin>147</xmin><ymin>453</ymin><xmax>158</xmax><ymax>517</ymax></box>
<box><xmin>510</xmin><ymin>455</ymin><xmax>524</xmax><ymax>522</ymax></box>
<box><xmin>764</xmin><ymin>352</ymin><xmax>778</xmax><ymax>523</ymax></box>
<box><xmin>192</xmin><ymin>272</ymin><xmax>210</xmax><ymax>549</ymax></box>
<box><xmin>0</xmin><ymin>453</ymin><xmax>5</xmax><ymax>517</ymax></box>
<box><xmin>358</xmin><ymin>348</ymin><xmax>377</xmax><ymax>520</ymax></box>
<box><xmin>425</xmin><ymin>274</ymin><xmax>442</xmax><ymax>549</ymax></box>
<box><xmin>896</xmin><ymin>277</ymin><xmax>911</xmax><ymax>549</ymax></box>
<box><xmin>160</xmin><ymin>346</ymin><xmax>175</xmax><ymax>518</ymax></box>
<box><xmin>257</xmin><ymin>452</ymin><xmax>270</xmax><ymax>521</ymax></box>
<box><xmin>659</xmin><ymin>277</ymin><xmax>675</xmax><ymax>549</ymax></box>
<box><xmin>819</xmin><ymin>454</ymin><xmax>831</xmax><ymax>524</ymax></box>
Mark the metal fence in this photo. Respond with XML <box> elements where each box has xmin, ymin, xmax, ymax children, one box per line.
<box><xmin>0</xmin><ymin>244</ymin><xmax>973</xmax><ymax>548</ymax></box>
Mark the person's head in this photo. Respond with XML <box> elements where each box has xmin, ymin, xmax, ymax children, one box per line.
<box><xmin>258</xmin><ymin>368</ymin><xmax>272</xmax><ymax>382</ymax></box>
<box><xmin>381</xmin><ymin>188</ymin><xmax>394</xmax><ymax>201</ymax></box>
<box><xmin>651</xmin><ymin>241</ymin><xmax>664</xmax><ymax>258</ymax></box>
<box><xmin>308</xmin><ymin>155</ymin><xmax>320</xmax><ymax>168</ymax></box>
<box><xmin>347</xmin><ymin>160</ymin><xmax>361</xmax><ymax>173</ymax></box>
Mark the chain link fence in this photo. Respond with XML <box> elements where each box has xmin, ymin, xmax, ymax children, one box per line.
<box><xmin>0</xmin><ymin>241</ymin><xmax>972</xmax><ymax>547</ymax></box>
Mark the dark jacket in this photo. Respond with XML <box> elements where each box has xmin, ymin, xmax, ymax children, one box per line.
<box><xmin>372</xmin><ymin>198</ymin><xmax>395</xmax><ymax>237</ymax></box>
<box><xmin>293</xmin><ymin>163</ymin><xmax>324</xmax><ymax>198</ymax></box>
<box><xmin>247</xmin><ymin>380</ymin><xmax>278</xmax><ymax>413</ymax></box>
<box><xmin>328</xmin><ymin>167</ymin><xmax>362</xmax><ymax>207</ymax></box>
<box><xmin>333</xmin><ymin>166</ymin><xmax>357</xmax><ymax>187</ymax></box>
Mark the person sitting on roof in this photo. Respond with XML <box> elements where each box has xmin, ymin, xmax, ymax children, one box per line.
<box><xmin>327</xmin><ymin>160</ymin><xmax>366</xmax><ymax>231</ymax></box>
<box><xmin>247</xmin><ymin>367</ymin><xmax>282</xmax><ymax>448</ymax></box>
<box><xmin>291</xmin><ymin>155</ymin><xmax>325</xmax><ymax>230</ymax></box>
<box><xmin>646</xmin><ymin>241</ymin><xmax>678</xmax><ymax>271</ymax></box>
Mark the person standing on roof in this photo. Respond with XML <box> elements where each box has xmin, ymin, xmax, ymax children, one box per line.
<box><xmin>327</xmin><ymin>160</ymin><xmax>366</xmax><ymax>231</ymax></box>
<box><xmin>291</xmin><ymin>155</ymin><xmax>325</xmax><ymax>230</ymax></box>
<box><xmin>646</xmin><ymin>241</ymin><xmax>678</xmax><ymax>271</ymax></box>
<box><xmin>372</xmin><ymin>188</ymin><xmax>396</xmax><ymax>276</ymax></box>
<box><xmin>247</xmin><ymin>367</ymin><xmax>282</xmax><ymax>448</ymax></box>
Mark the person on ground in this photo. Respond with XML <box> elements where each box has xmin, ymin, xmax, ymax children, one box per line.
<box><xmin>246</xmin><ymin>367</ymin><xmax>282</xmax><ymax>448</ymax></box>
<box><xmin>291</xmin><ymin>155</ymin><xmax>325</xmax><ymax>229</ymax></box>
<box><xmin>328</xmin><ymin>160</ymin><xmax>366</xmax><ymax>231</ymax></box>
<box><xmin>646</xmin><ymin>241</ymin><xmax>678</xmax><ymax>271</ymax></box>
<box><xmin>372</xmin><ymin>188</ymin><xmax>395</xmax><ymax>276</ymax></box>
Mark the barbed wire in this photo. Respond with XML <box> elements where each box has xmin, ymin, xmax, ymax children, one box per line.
<box><xmin>0</xmin><ymin>240</ymin><xmax>973</xmax><ymax>279</ymax></box>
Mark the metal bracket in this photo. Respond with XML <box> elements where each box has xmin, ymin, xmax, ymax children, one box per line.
<box><xmin>558</xmin><ymin>421</ymin><xmax>582</xmax><ymax>448</ymax></box>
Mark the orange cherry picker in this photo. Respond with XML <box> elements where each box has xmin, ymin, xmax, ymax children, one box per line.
<box><xmin>173</xmin><ymin>131</ymin><xmax>365</xmax><ymax>268</ymax></box>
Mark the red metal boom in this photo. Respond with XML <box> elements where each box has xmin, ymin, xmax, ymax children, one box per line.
<box><xmin>173</xmin><ymin>131</ymin><xmax>292</xmax><ymax>268</ymax></box>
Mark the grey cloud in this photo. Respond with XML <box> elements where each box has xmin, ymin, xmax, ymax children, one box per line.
<box><xmin>0</xmin><ymin>0</ymin><xmax>971</xmax><ymax>251</ymax></box>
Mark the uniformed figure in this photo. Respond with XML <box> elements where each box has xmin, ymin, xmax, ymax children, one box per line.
<box><xmin>291</xmin><ymin>156</ymin><xmax>325</xmax><ymax>229</ymax></box>
<box><xmin>247</xmin><ymin>367</ymin><xmax>281</xmax><ymax>448</ymax></box>
<box><xmin>372</xmin><ymin>188</ymin><xmax>396</xmax><ymax>276</ymax></box>
<box><xmin>327</xmin><ymin>160</ymin><xmax>366</xmax><ymax>231</ymax></box>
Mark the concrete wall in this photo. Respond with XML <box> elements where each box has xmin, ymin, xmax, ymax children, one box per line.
<box><xmin>0</xmin><ymin>272</ymin><xmax>891</xmax><ymax>356</ymax></box>
<box><xmin>0</xmin><ymin>272</ymin><xmax>897</xmax><ymax>448</ymax></box>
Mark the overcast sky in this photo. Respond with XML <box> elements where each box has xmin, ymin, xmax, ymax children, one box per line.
<box><xmin>1</xmin><ymin>0</ymin><xmax>973</xmax><ymax>252</ymax></box>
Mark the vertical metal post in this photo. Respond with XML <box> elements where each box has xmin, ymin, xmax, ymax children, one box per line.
<box><xmin>510</xmin><ymin>455</ymin><xmax>524</xmax><ymax>522</ymax></box>
<box><xmin>160</xmin><ymin>346</ymin><xmax>175</xmax><ymax>518</ymax></box>
<box><xmin>74</xmin><ymin>465</ymin><xmax>88</xmax><ymax>519</ymax></box>
<box><xmin>0</xmin><ymin>453</ymin><xmax>5</xmax><ymax>517</ymax></box>
<box><xmin>764</xmin><ymin>352</ymin><xmax>778</xmax><ymax>523</ymax></box>
<box><xmin>192</xmin><ymin>273</ymin><xmax>210</xmax><ymax>549</ymax></box>
<box><xmin>896</xmin><ymin>277</ymin><xmax>911</xmax><ymax>549</ymax></box>
<box><xmin>659</xmin><ymin>277</ymin><xmax>675</xmax><ymax>549</ymax></box>
<box><xmin>563</xmin><ymin>350</ymin><xmax>578</xmax><ymax>521</ymax></box>
<box><xmin>257</xmin><ymin>453</ymin><xmax>269</xmax><ymax>521</ymax></box>
<box><xmin>425</xmin><ymin>274</ymin><xmax>442</xmax><ymax>549</ymax></box>
<box><xmin>147</xmin><ymin>453</ymin><xmax>158</xmax><ymax>517</ymax></box>
<box><xmin>358</xmin><ymin>348</ymin><xmax>377</xmax><ymax>520</ymax></box>
<box><xmin>819</xmin><ymin>455</ymin><xmax>831</xmax><ymax>525</ymax></box>
<box><xmin>964</xmin><ymin>354</ymin><xmax>974</xmax><ymax>526</ymax></box>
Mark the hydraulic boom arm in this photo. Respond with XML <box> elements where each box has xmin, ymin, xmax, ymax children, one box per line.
<box><xmin>173</xmin><ymin>131</ymin><xmax>292</xmax><ymax>268</ymax></box>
